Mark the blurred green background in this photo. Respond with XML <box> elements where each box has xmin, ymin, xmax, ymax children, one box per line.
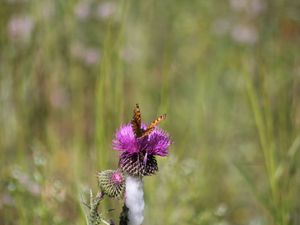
<box><xmin>0</xmin><ymin>0</ymin><xmax>300</xmax><ymax>224</ymax></box>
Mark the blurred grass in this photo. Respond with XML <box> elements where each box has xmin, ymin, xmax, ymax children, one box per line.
<box><xmin>0</xmin><ymin>0</ymin><xmax>300</xmax><ymax>224</ymax></box>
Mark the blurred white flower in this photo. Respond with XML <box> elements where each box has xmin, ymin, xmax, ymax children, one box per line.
<box><xmin>231</xmin><ymin>24</ymin><xmax>258</xmax><ymax>45</ymax></box>
<box><xmin>249</xmin><ymin>217</ymin><xmax>264</xmax><ymax>225</ymax></box>
<box><xmin>7</xmin><ymin>183</ymin><xmax>16</xmax><ymax>192</ymax></box>
<box><xmin>11</xmin><ymin>166</ymin><xmax>23</xmax><ymax>180</ymax></box>
<box><xmin>7</xmin><ymin>16</ymin><xmax>34</xmax><ymax>42</ymax></box>
<box><xmin>215</xmin><ymin>203</ymin><xmax>228</xmax><ymax>216</ymax></box>
<box><xmin>96</xmin><ymin>2</ymin><xmax>116</xmax><ymax>19</ymax></box>
<box><xmin>74</xmin><ymin>1</ymin><xmax>91</xmax><ymax>20</ymax></box>
<box><xmin>33</xmin><ymin>150</ymin><xmax>47</xmax><ymax>166</ymax></box>
<box><xmin>11</xmin><ymin>166</ymin><xmax>41</xmax><ymax>196</ymax></box>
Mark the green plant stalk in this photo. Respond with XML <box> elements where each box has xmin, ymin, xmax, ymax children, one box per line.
<box><xmin>87</xmin><ymin>190</ymin><xmax>111</xmax><ymax>225</ymax></box>
<box><xmin>242</xmin><ymin>64</ymin><xmax>281</xmax><ymax>224</ymax></box>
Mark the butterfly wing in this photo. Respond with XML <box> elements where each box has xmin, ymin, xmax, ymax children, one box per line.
<box><xmin>140</xmin><ymin>114</ymin><xmax>167</xmax><ymax>138</ymax></box>
<box><xmin>131</xmin><ymin>103</ymin><xmax>142</xmax><ymax>137</ymax></box>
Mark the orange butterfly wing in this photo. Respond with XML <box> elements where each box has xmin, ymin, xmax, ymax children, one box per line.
<box><xmin>131</xmin><ymin>103</ymin><xmax>143</xmax><ymax>137</ymax></box>
<box><xmin>140</xmin><ymin>114</ymin><xmax>167</xmax><ymax>138</ymax></box>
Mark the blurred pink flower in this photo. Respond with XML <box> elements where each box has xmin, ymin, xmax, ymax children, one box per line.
<box><xmin>247</xmin><ymin>0</ymin><xmax>266</xmax><ymax>16</ymax></box>
<box><xmin>83</xmin><ymin>48</ymin><xmax>100</xmax><ymax>65</ymax></box>
<box><xmin>74</xmin><ymin>1</ymin><xmax>91</xmax><ymax>20</ymax></box>
<box><xmin>50</xmin><ymin>87</ymin><xmax>69</xmax><ymax>110</ymax></box>
<box><xmin>29</xmin><ymin>183</ymin><xmax>41</xmax><ymax>196</ymax></box>
<box><xmin>231</xmin><ymin>24</ymin><xmax>258</xmax><ymax>45</ymax></box>
<box><xmin>96</xmin><ymin>2</ymin><xmax>116</xmax><ymax>19</ymax></box>
<box><xmin>0</xmin><ymin>194</ymin><xmax>15</xmax><ymax>208</ymax></box>
<box><xmin>71</xmin><ymin>44</ymin><xmax>101</xmax><ymax>65</ymax></box>
<box><xmin>230</xmin><ymin>0</ymin><xmax>266</xmax><ymax>16</ymax></box>
<box><xmin>7</xmin><ymin>16</ymin><xmax>34</xmax><ymax>42</ymax></box>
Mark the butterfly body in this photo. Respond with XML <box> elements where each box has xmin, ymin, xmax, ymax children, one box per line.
<box><xmin>131</xmin><ymin>103</ymin><xmax>166</xmax><ymax>138</ymax></box>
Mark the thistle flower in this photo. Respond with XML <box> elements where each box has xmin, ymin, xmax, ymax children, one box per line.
<box><xmin>97</xmin><ymin>170</ymin><xmax>125</xmax><ymax>198</ymax></box>
<box><xmin>86</xmin><ymin>104</ymin><xmax>172</xmax><ymax>225</ymax></box>
<box><xmin>113</xmin><ymin>104</ymin><xmax>171</xmax><ymax>177</ymax></box>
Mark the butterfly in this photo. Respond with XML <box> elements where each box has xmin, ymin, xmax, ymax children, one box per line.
<box><xmin>131</xmin><ymin>103</ymin><xmax>166</xmax><ymax>138</ymax></box>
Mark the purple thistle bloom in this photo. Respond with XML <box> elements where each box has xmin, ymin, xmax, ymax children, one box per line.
<box><xmin>113</xmin><ymin>123</ymin><xmax>170</xmax><ymax>156</ymax></box>
<box><xmin>113</xmin><ymin>123</ymin><xmax>171</xmax><ymax>177</ymax></box>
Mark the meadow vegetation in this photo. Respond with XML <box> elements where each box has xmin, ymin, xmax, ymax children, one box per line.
<box><xmin>0</xmin><ymin>0</ymin><xmax>299</xmax><ymax>224</ymax></box>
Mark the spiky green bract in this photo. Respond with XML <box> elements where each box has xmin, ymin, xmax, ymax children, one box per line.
<box><xmin>97</xmin><ymin>170</ymin><xmax>125</xmax><ymax>199</ymax></box>
<box><xmin>119</xmin><ymin>152</ymin><xmax>158</xmax><ymax>177</ymax></box>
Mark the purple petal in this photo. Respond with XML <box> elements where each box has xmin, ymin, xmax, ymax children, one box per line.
<box><xmin>144</xmin><ymin>128</ymin><xmax>171</xmax><ymax>156</ymax></box>
<box><xmin>112</xmin><ymin>124</ymin><xmax>139</xmax><ymax>154</ymax></box>
<box><xmin>113</xmin><ymin>123</ymin><xmax>171</xmax><ymax>157</ymax></box>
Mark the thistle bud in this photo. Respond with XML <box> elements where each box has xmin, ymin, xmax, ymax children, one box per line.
<box><xmin>97</xmin><ymin>170</ymin><xmax>125</xmax><ymax>198</ymax></box>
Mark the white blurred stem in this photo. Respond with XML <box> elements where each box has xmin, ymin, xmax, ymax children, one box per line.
<box><xmin>125</xmin><ymin>176</ymin><xmax>144</xmax><ymax>225</ymax></box>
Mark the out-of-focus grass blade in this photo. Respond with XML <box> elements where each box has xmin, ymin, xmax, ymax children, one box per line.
<box><xmin>288</xmin><ymin>135</ymin><xmax>300</xmax><ymax>158</ymax></box>
<box><xmin>234</xmin><ymin>162</ymin><xmax>274</xmax><ymax>216</ymax></box>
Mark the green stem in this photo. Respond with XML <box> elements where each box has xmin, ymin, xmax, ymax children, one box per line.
<box><xmin>119</xmin><ymin>204</ymin><xmax>129</xmax><ymax>225</ymax></box>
